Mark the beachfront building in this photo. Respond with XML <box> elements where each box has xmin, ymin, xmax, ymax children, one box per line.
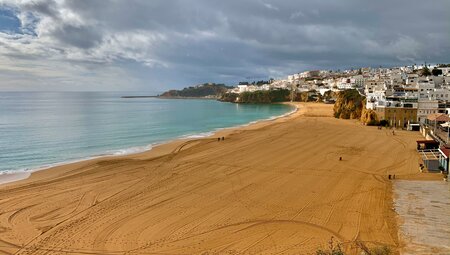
<box><xmin>374</xmin><ymin>97</ymin><xmax>418</xmax><ymax>128</ymax></box>
<box><xmin>366</xmin><ymin>91</ymin><xmax>386</xmax><ymax>110</ymax></box>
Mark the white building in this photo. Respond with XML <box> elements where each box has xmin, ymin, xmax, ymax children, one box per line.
<box><xmin>429</xmin><ymin>89</ymin><xmax>450</xmax><ymax>101</ymax></box>
<box><xmin>353</xmin><ymin>75</ymin><xmax>365</xmax><ymax>88</ymax></box>
<box><xmin>238</xmin><ymin>85</ymin><xmax>248</xmax><ymax>93</ymax></box>
<box><xmin>364</xmin><ymin>79</ymin><xmax>385</xmax><ymax>94</ymax></box>
<box><xmin>366</xmin><ymin>91</ymin><xmax>387</xmax><ymax>110</ymax></box>
<box><xmin>418</xmin><ymin>80</ymin><xmax>435</xmax><ymax>99</ymax></box>
<box><xmin>405</xmin><ymin>73</ymin><xmax>419</xmax><ymax>87</ymax></box>
<box><xmin>337</xmin><ymin>78</ymin><xmax>355</xmax><ymax>90</ymax></box>
<box><xmin>418</xmin><ymin>100</ymin><xmax>439</xmax><ymax>123</ymax></box>
<box><xmin>438</xmin><ymin>67</ymin><xmax>450</xmax><ymax>76</ymax></box>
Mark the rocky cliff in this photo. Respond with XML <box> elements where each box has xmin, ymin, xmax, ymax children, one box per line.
<box><xmin>333</xmin><ymin>89</ymin><xmax>364</xmax><ymax>119</ymax></box>
<box><xmin>333</xmin><ymin>89</ymin><xmax>380</xmax><ymax>125</ymax></box>
<box><xmin>360</xmin><ymin>104</ymin><xmax>379</xmax><ymax>125</ymax></box>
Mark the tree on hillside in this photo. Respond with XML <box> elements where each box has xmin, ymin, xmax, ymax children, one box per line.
<box><xmin>421</xmin><ymin>66</ymin><xmax>431</xmax><ymax>76</ymax></box>
<box><xmin>432</xmin><ymin>67</ymin><xmax>443</xmax><ymax>76</ymax></box>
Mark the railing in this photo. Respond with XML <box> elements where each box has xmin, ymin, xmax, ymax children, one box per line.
<box><xmin>422</xmin><ymin>123</ymin><xmax>450</xmax><ymax>146</ymax></box>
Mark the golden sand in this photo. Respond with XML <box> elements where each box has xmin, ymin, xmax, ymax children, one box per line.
<box><xmin>0</xmin><ymin>103</ymin><xmax>438</xmax><ymax>254</ymax></box>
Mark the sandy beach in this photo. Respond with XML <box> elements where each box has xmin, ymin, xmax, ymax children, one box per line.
<box><xmin>0</xmin><ymin>103</ymin><xmax>439</xmax><ymax>254</ymax></box>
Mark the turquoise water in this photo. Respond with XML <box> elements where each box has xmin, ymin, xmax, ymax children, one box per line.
<box><xmin>0</xmin><ymin>92</ymin><xmax>294</xmax><ymax>174</ymax></box>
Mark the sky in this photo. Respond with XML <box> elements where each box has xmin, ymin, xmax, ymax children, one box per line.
<box><xmin>0</xmin><ymin>0</ymin><xmax>449</xmax><ymax>92</ymax></box>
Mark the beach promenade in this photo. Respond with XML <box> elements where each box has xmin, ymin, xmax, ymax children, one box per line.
<box><xmin>0</xmin><ymin>103</ymin><xmax>436</xmax><ymax>254</ymax></box>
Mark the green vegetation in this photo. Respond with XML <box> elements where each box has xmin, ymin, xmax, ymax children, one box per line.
<box><xmin>316</xmin><ymin>238</ymin><xmax>344</xmax><ymax>255</ymax></box>
<box><xmin>432</xmin><ymin>67</ymin><xmax>443</xmax><ymax>76</ymax></box>
<box><xmin>219</xmin><ymin>92</ymin><xmax>239</xmax><ymax>102</ymax></box>
<box><xmin>364</xmin><ymin>245</ymin><xmax>391</xmax><ymax>255</ymax></box>
<box><xmin>316</xmin><ymin>238</ymin><xmax>392</xmax><ymax>255</ymax></box>
<box><xmin>379</xmin><ymin>119</ymin><xmax>389</xmax><ymax>127</ymax></box>
<box><xmin>323</xmin><ymin>90</ymin><xmax>335</xmax><ymax>102</ymax></box>
<box><xmin>220</xmin><ymin>89</ymin><xmax>290</xmax><ymax>103</ymax></box>
<box><xmin>420</xmin><ymin>66</ymin><xmax>431</xmax><ymax>76</ymax></box>
<box><xmin>239</xmin><ymin>79</ymin><xmax>273</xmax><ymax>85</ymax></box>
<box><xmin>159</xmin><ymin>83</ymin><xmax>232</xmax><ymax>98</ymax></box>
<box><xmin>239</xmin><ymin>89</ymin><xmax>290</xmax><ymax>103</ymax></box>
<box><xmin>221</xmin><ymin>89</ymin><xmax>335</xmax><ymax>104</ymax></box>
<box><xmin>333</xmin><ymin>89</ymin><xmax>365</xmax><ymax>119</ymax></box>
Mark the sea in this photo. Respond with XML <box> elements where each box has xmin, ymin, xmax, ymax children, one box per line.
<box><xmin>0</xmin><ymin>92</ymin><xmax>294</xmax><ymax>175</ymax></box>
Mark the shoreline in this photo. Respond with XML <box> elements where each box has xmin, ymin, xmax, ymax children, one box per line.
<box><xmin>0</xmin><ymin>103</ymin><xmax>298</xmax><ymax>187</ymax></box>
<box><xmin>0</xmin><ymin>102</ymin><xmax>439</xmax><ymax>254</ymax></box>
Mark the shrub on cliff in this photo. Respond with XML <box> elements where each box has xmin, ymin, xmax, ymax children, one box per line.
<box><xmin>237</xmin><ymin>89</ymin><xmax>290</xmax><ymax>103</ymax></box>
<box><xmin>160</xmin><ymin>83</ymin><xmax>232</xmax><ymax>98</ymax></box>
<box><xmin>333</xmin><ymin>89</ymin><xmax>365</xmax><ymax>119</ymax></box>
<box><xmin>296</xmin><ymin>90</ymin><xmax>321</xmax><ymax>102</ymax></box>
<box><xmin>219</xmin><ymin>93</ymin><xmax>239</xmax><ymax>102</ymax></box>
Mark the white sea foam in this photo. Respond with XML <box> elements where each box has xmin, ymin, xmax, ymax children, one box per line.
<box><xmin>181</xmin><ymin>131</ymin><xmax>215</xmax><ymax>139</ymax></box>
<box><xmin>111</xmin><ymin>144</ymin><xmax>153</xmax><ymax>156</ymax></box>
<box><xmin>1</xmin><ymin>104</ymin><xmax>297</xmax><ymax>185</ymax></box>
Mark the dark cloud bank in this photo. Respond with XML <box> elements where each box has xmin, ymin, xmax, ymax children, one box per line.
<box><xmin>0</xmin><ymin>0</ymin><xmax>449</xmax><ymax>91</ymax></box>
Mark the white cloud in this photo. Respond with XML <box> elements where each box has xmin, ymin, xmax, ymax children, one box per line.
<box><xmin>262</xmin><ymin>2</ymin><xmax>279</xmax><ymax>11</ymax></box>
<box><xmin>0</xmin><ymin>0</ymin><xmax>448</xmax><ymax>91</ymax></box>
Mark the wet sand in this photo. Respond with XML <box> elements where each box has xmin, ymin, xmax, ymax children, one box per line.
<box><xmin>0</xmin><ymin>103</ymin><xmax>439</xmax><ymax>254</ymax></box>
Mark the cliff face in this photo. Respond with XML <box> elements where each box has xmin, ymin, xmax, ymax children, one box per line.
<box><xmin>333</xmin><ymin>89</ymin><xmax>364</xmax><ymax>119</ymax></box>
<box><xmin>333</xmin><ymin>90</ymin><xmax>380</xmax><ymax>125</ymax></box>
<box><xmin>360</xmin><ymin>101</ymin><xmax>379</xmax><ymax>125</ymax></box>
<box><xmin>220</xmin><ymin>89</ymin><xmax>290</xmax><ymax>103</ymax></box>
<box><xmin>159</xmin><ymin>83</ymin><xmax>232</xmax><ymax>98</ymax></box>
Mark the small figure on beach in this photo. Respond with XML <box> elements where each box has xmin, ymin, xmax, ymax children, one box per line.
<box><xmin>392</xmin><ymin>130</ymin><xmax>395</xmax><ymax>135</ymax></box>
<box><xmin>217</xmin><ymin>137</ymin><xmax>220</xmax><ymax>141</ymax></box>
<box><xmin>221</xmin><ymin>137</ymin><xmax>225</xmax><ymax>141</ymax></box>
<box><xmin>388</xmin><ymin>174</ymin><xmax>391</xmax><ymax>180</ymax></box>
<box><xmin>339</xmin><ymin>157</ymin><xmax>342</xmax><ymax>161</ymax></box>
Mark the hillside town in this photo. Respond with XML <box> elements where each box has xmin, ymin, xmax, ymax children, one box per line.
<box><xmin>227</xmin><ymin>64</ymin><xmax>450</xmax><ymax>127</ymax></box>
<box><xmin>226</xmin><ymin>64</ymin><xmax>450</xmax><ymax>176</ymax></box>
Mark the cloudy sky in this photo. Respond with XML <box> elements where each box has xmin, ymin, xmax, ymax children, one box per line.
<box><xmin>0</xmin><ymin>0</ymin><xmax>449</xmax><ymax>92</ymax></box>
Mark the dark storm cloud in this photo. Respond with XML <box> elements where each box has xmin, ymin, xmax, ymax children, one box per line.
<box><xmin>52</xmin><ymin>24</ymin><xmax>102</xmax><ymax>49</ymax></box>
<box><xmin>0</xmin><ymin>0</ymin><xmax>449</xmax><ymax>91</ymax></box>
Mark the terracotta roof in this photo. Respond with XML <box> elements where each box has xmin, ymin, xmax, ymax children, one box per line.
<box><xmin>427</xmin><ymin>113</ymin><xmax>450</xmax><ymax>122</ymax></box>
<box><xmin>440</xmin><ymin>147</ymin><xmax>450</xmax><ymax>157</ymax></box>
<box><xmin>417</xmin><ymin>140</ymin><xmax>439</xmax><ymax>144</ymax></box>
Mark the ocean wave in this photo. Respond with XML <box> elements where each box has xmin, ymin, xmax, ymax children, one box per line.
<box><xmin>181</xmin><ymin>131</ymin><xmax>215</xmax><ymax>139</ymax></box>
<box><xmin>111</xmin><ymin>144</ymin><xmax>153</xmax><ymax>155</ymax></box>
<box><xmin>1</xmin><ymin>104</ymin><xmax>297</xmax><ymax>183</ymax></box>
